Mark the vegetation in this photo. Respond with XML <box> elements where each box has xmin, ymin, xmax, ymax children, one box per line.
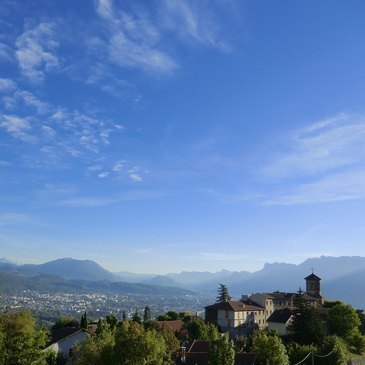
<box><xmin>216</xmin><ymin>283</ymin><xmax>231</xmax><ymax>303</ymax></box>
<box><xmin>2</xmin><ymin>293</ymin><xmax>365</xmax><ymax>364</ymax></box>
<box><xmin>0</xmin><ymin>310</ymin><xmax>47</xmax><ymax>365</ymax></box>
<box><xmin>252</xmin><ymin>330</ymin><xmax>289</xmax><ymax>365</ymax></box>
<box><xmin>289</xmin><ymin>294</ymin><xmax>325</xmax><ymax>345</ymax></box>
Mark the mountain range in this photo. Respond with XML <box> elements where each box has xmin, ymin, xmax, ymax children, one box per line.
<box><xmin>1</xmin><ymin>256</ymin><xmax>365</xmax><ymax>308</ymax></box>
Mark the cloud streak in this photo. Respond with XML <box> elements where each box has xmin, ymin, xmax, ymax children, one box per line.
<box><xmin>263</xmin><ymin>113</ymin><xmax>365</xmax><ymax>205</ymax></box>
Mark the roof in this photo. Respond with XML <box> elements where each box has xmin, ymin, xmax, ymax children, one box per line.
<box><xmin>188</xmin><ymin>340</ymin><xmax>209</xmax><ymax>353</ymax></box>
<box><xmin>46</xmin><ymin>328</ymin><xmax>91</xmax><ymax>348</ymax></box>
<box><xmin>267</xmin><ymin>308</ymin><xmax>293</xmax><ymax>324</ymax></box>
<box><xmin>305</xmin><ymin>273</ymin><xmax>321</xmax><ymax>281</ymax></box>
<box><xmin>175</xmin><ymin>341</ymin><xmax>257</xmax><ymax>365</ymax></box>
<box><xmin>205</xmin><ymin>300</ymin><xmax>264</xmax><ymax>312</ymax></box>
<box><xmin>156</xmin><ymin>320</ymin><xmax>184</xmax><ymax>333</ymax></box>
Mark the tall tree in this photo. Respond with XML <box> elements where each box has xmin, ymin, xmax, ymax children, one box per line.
<box><xmin>216</xmin><ymin>283</ymin><xmax>231</xmax><ymax>303</ymax></box>
<box><xmin>252</xmin><ymin>330</ymin><xmax>289</xmax><ymax>365</ymax></box>
<box><xmin>80</xmin><ymin>312</ymin><xmax>87</xmax><ymax>329</ymax></box>
<box><xmin>0</xmin><ymin>310</ymin><xmax>47</xmax><ymax>365</ymax></box>
<box><xmin>209</xmin><ymin>333</ymin><xmax>235</xmax><ymax>365</ymax></box>
<box><xmin>289</xmin><ymin>295</ymin><xmax>325</xmax><ymax>345</ymax></box>
<box><xmin>143</xmin><ymin>306</ymin><xmax>151</xmax><ymax>322</ymax></box>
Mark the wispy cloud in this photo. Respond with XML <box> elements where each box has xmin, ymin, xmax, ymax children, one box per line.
<box><xmin>0</xmin><ymin>42</ymin><xmax>13</xmax><ymax>61</ymax></box>
<box><xmin>0</xmin><ymin>212</ymin><xmax>32</xmax><ymax>226</ymax></box>
<box><xmin>58</xmin><ymin>189</ymin><xmax>167</xmax><ymax>207</ymax></box>
<box><xmin>160</xmin><ymin>0</ymin><xmax>231</xmax><ymax>51</ymax></box>
<box><xmin>263</xmin><ymin>113</ymin><xmax>365</xmax><ymax>178</ymax></box>
<box><xmin>95</xmin><ymin>0</ymin><xmax>177</xmax><ymax>75</ymax></box>
<box><xmin>0</xmin><ymin>114</ymin><xmax>34</xmax><ymax>142</ymax></box>
<box><xmin>16</xmin><ymin>22</ymin><xmax>60</xmax><ymax>83</ymax></box>
<box><xmin>262</xmin><ymin>113</ymin><xmax>365</xmax><ymax>205</ymax></box>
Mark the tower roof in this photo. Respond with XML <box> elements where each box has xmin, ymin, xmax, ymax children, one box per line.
<box><xmin>305</xmin><ymin>273</ymin><xmax>321</xmax><ymax>281</ymax></box>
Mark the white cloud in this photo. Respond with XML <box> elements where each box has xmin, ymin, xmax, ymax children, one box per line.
<box><xmin>98</xmin><ymin>172</ymin><xmax>109</xmax><ymax>178</ymax></box>
<box><xmin>0</xmin><ymin>114</ymin><xmax>34</xmax><ymax>142</ymax></box>
<box><xmin>160</xmin><ymin>0</ymin><xmax>230</xmax><ymax>51</ymax></box>
<box><xmin>16</xmin><ymin>22</ymin><xmax>60</xmax><ymax>83</ymax></box>
<box><xmin>128</xmin><ymin>167</ymin><xmax>142</xmax><ymax>182</ymax></box>
<box><xmin>262</xmin><ymin>113</ymin><xmax>365</xmax><ymax>205</ymax></box>
<box><xmin>265</xmin><ymin>170</ymin><xmax>365</xmax><ymax>205</ymax></box>
<box><xmin>95</xmin><ymin>0</ymin><xmax>177</xmax><ymax>74</ymax></box>
<box><xmin>263</xmin><ymin>113</ymin><xmax>365</xmax><ymax>178</ymax></box>
<box><xmin>0</xmin><ymin>78</ymin><xmax>16</xmax><ymax>92</ymax></box>
<box><xmin>0</xmin><ymin>42</ymin><xmax>13</xmax><ymax>61</ymax></box>
<box><xmin>112</xmin><ymin>160</ymin><xmax>125</xmax><ymax>172</ymax></box>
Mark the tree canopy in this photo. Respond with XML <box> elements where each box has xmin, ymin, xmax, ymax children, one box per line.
<box><xmin>216</xmin><ymin>283</ymin><xmax>231</xmax><ymax>303</ymax></box>
<box><xmin>252</xmin><ymin>330</ymin><xmax>289</xmax><ymax>365</ymax></box>
<box><xmin>0</xmin><ymin>310</ymin><xmax>47</xmax><ymax>365</ymax></box>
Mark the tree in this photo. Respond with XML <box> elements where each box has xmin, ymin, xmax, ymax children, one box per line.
<box><xmin>252</xmin><ymin>330</ymin><xmax>289</xmax><ymax>365</ymax></box>
<box><xmin>150</xmin><ymin>322</ymin><xmax>180</xmax><ymax>355</ymax></box>
<box><xmin>73</xmin><ymin>327</ymin><xmax>115</xmax><ymax>365</ymax></box>
<box><xmin>328</xmin><ymin>303</ymin><xmax>361</xmax><ymax>340</ymax></box>
<box><xmin>113</xmin><ymin>321</ymin><xmax>169</xmax><ymax>365</ymax></box>
<box><xmin>80</xmin><ymin>312</ymin><xmax>87</xmax><ymax>329</ymax></box>
<box><xmin>317</xmin><ymin>336</ymin><xmax>349</xmax><ymax>365</ymax></box>
<box><xmin>52</xmin><ymin>316</ymin><xmax>79</xmax><ymax>330</ymax></box>
<box><xmin>106</xmin><ymin>314</ymin><xmax>118</xmax><ymax>331</ymax></box>
<box><xmin>143</xmin><ymin>306</ymin><xmax>151</xmax><ymax>322</ymax></box>
<box><xmin>216</xmin><ymin>284</ymin><xmax>231</xmax><ymax>303</ymax></box>
<box><xmin>347</xmin><ymin>331</ymin><xmax>365</xmax><ymax>355</ymax></box>
<box><xmin>289</xmin><ymin>295</ymin><xmax>325</xmax><ymax>345</ymax></box>
<box><xmin>132</xmin><ymin>310</ymin><xmax>142</xmax><ymax>324</ymax></box>
<box><xmin>0</xmin><ymin>310</ymin><xmax>48</xmax><ymax>365</ymax></box>
<box><xmin>209</xmin><ymin>333</ymin><xmax>235</xmax><ymax>365</ymax></box>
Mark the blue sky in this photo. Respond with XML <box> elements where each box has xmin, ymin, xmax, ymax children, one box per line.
<box><xmin>1</xmin><ymin>0</ymin><xmax>365</xmax><ymax>274</ymax></box>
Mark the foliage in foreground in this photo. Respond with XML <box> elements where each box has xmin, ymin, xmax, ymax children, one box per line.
<box><xmin>0</xmin><ymin>310</ymin><xmax>48</xmax><ymax>365</ymax></box>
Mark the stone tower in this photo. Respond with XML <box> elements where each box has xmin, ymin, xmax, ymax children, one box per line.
<box><xmin>304</xmin><ymin>272</ymin><xmax>321</xmax><ymax>298</ymax></box>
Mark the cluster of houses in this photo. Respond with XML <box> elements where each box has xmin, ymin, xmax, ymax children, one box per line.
<box><xmin>205</xmin><ymin>273</ymin><xmax>323</xmax><ymax>336</ymax></box>
<box><xmin>45</xmin><ymin>273</ymin><xmax>324</xmax><ymax>364</ymax></box>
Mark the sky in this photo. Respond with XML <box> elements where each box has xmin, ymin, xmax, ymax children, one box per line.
<box><xmin>1</xmin><ymin>0</ymin><xmax>365</xmax><ymax>274</ymax></box>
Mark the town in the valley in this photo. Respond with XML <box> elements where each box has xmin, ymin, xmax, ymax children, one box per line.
<box><xmin>2</xmin><ymin>272</ymin><xmax>365</xmax><ymax>365</ymax></box>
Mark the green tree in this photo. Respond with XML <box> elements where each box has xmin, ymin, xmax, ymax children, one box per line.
<box><xmin>73</xmin><ymin>327</ymin><xmax>115</xmax><ymax>365</ymax></box>
<box><xmin>317</xmin><ymin>336</ymin><xmax>349</xmax><ymax>365</ymax></box>
<box><xmin>143</xmin><ymin>306</ymin><xmax>151</xmax><ymax>322</ymax></box>
<box><xmin>328</xmin><ymin>303</ymin><xmax>361</xmax><ymax>340</ymax></box>
<box><xmin>216</xmin><ymin>284</ymin><xmax>231</xmax><ymax>303</ymax></box>
<box><xmin>80</xmin><ymin>312</ymin><xmax>87</xmax><ymax>329</ymax></box>
<box><xmin>209</xmin><ymin>333</ymin><xmax>235</xmax><ymax>365</ymax></box>
<box><xmin>151</xmin><ymin>321</ymin><xmax>180</xmax><ymax>356</ymax></box>
<box><xmin>286</xmin><ymin>342</ymin><xmax>318</xmax><ymax>365</ymax></box>
<box><xmin>234</xmin><ymin>335</ymin><xmax>248</xmax><ymax>354</ymax></box>
<box><xmin>113</xmin><ymin>320</ymin><xmax>169</xmax><ymax>365</ymax></box>
<box><xmin>52</xmin><ymin>316</ymin><xmax>79</xmax><ymax>330</ymax></box>
<box><xmin>252</xmin><ymin>330</ymin><xmax>289</xmax><ymax>365</ymax></box>
<box><xmin>132</xmin><ymin>310</ymin><xmax>142</xmax><ymax>324</ymax></box>
<box><xmin>106</xmin><ymin>314</ymin><xmax>118</xmax><ymax>331</ymax></box>
<box><xmin>0</xmin><ymin>310</ymin><xmax>48</xmax><ymax>365</ymax></box>
<box><xmin>347</xmin><ymin>331</ymin><xmax>365</xmax><ymax>355</ymax></box>
<box><xmin>289</xmin><ymin>295</ymin><xmax>325</xmax><ymax>345</ymax></box>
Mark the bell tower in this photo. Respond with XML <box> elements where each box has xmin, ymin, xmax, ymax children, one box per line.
<box><xmin>304</xmin><ymin>272</ymin><xmax>321</xmax><ymax>297</ymax></box>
